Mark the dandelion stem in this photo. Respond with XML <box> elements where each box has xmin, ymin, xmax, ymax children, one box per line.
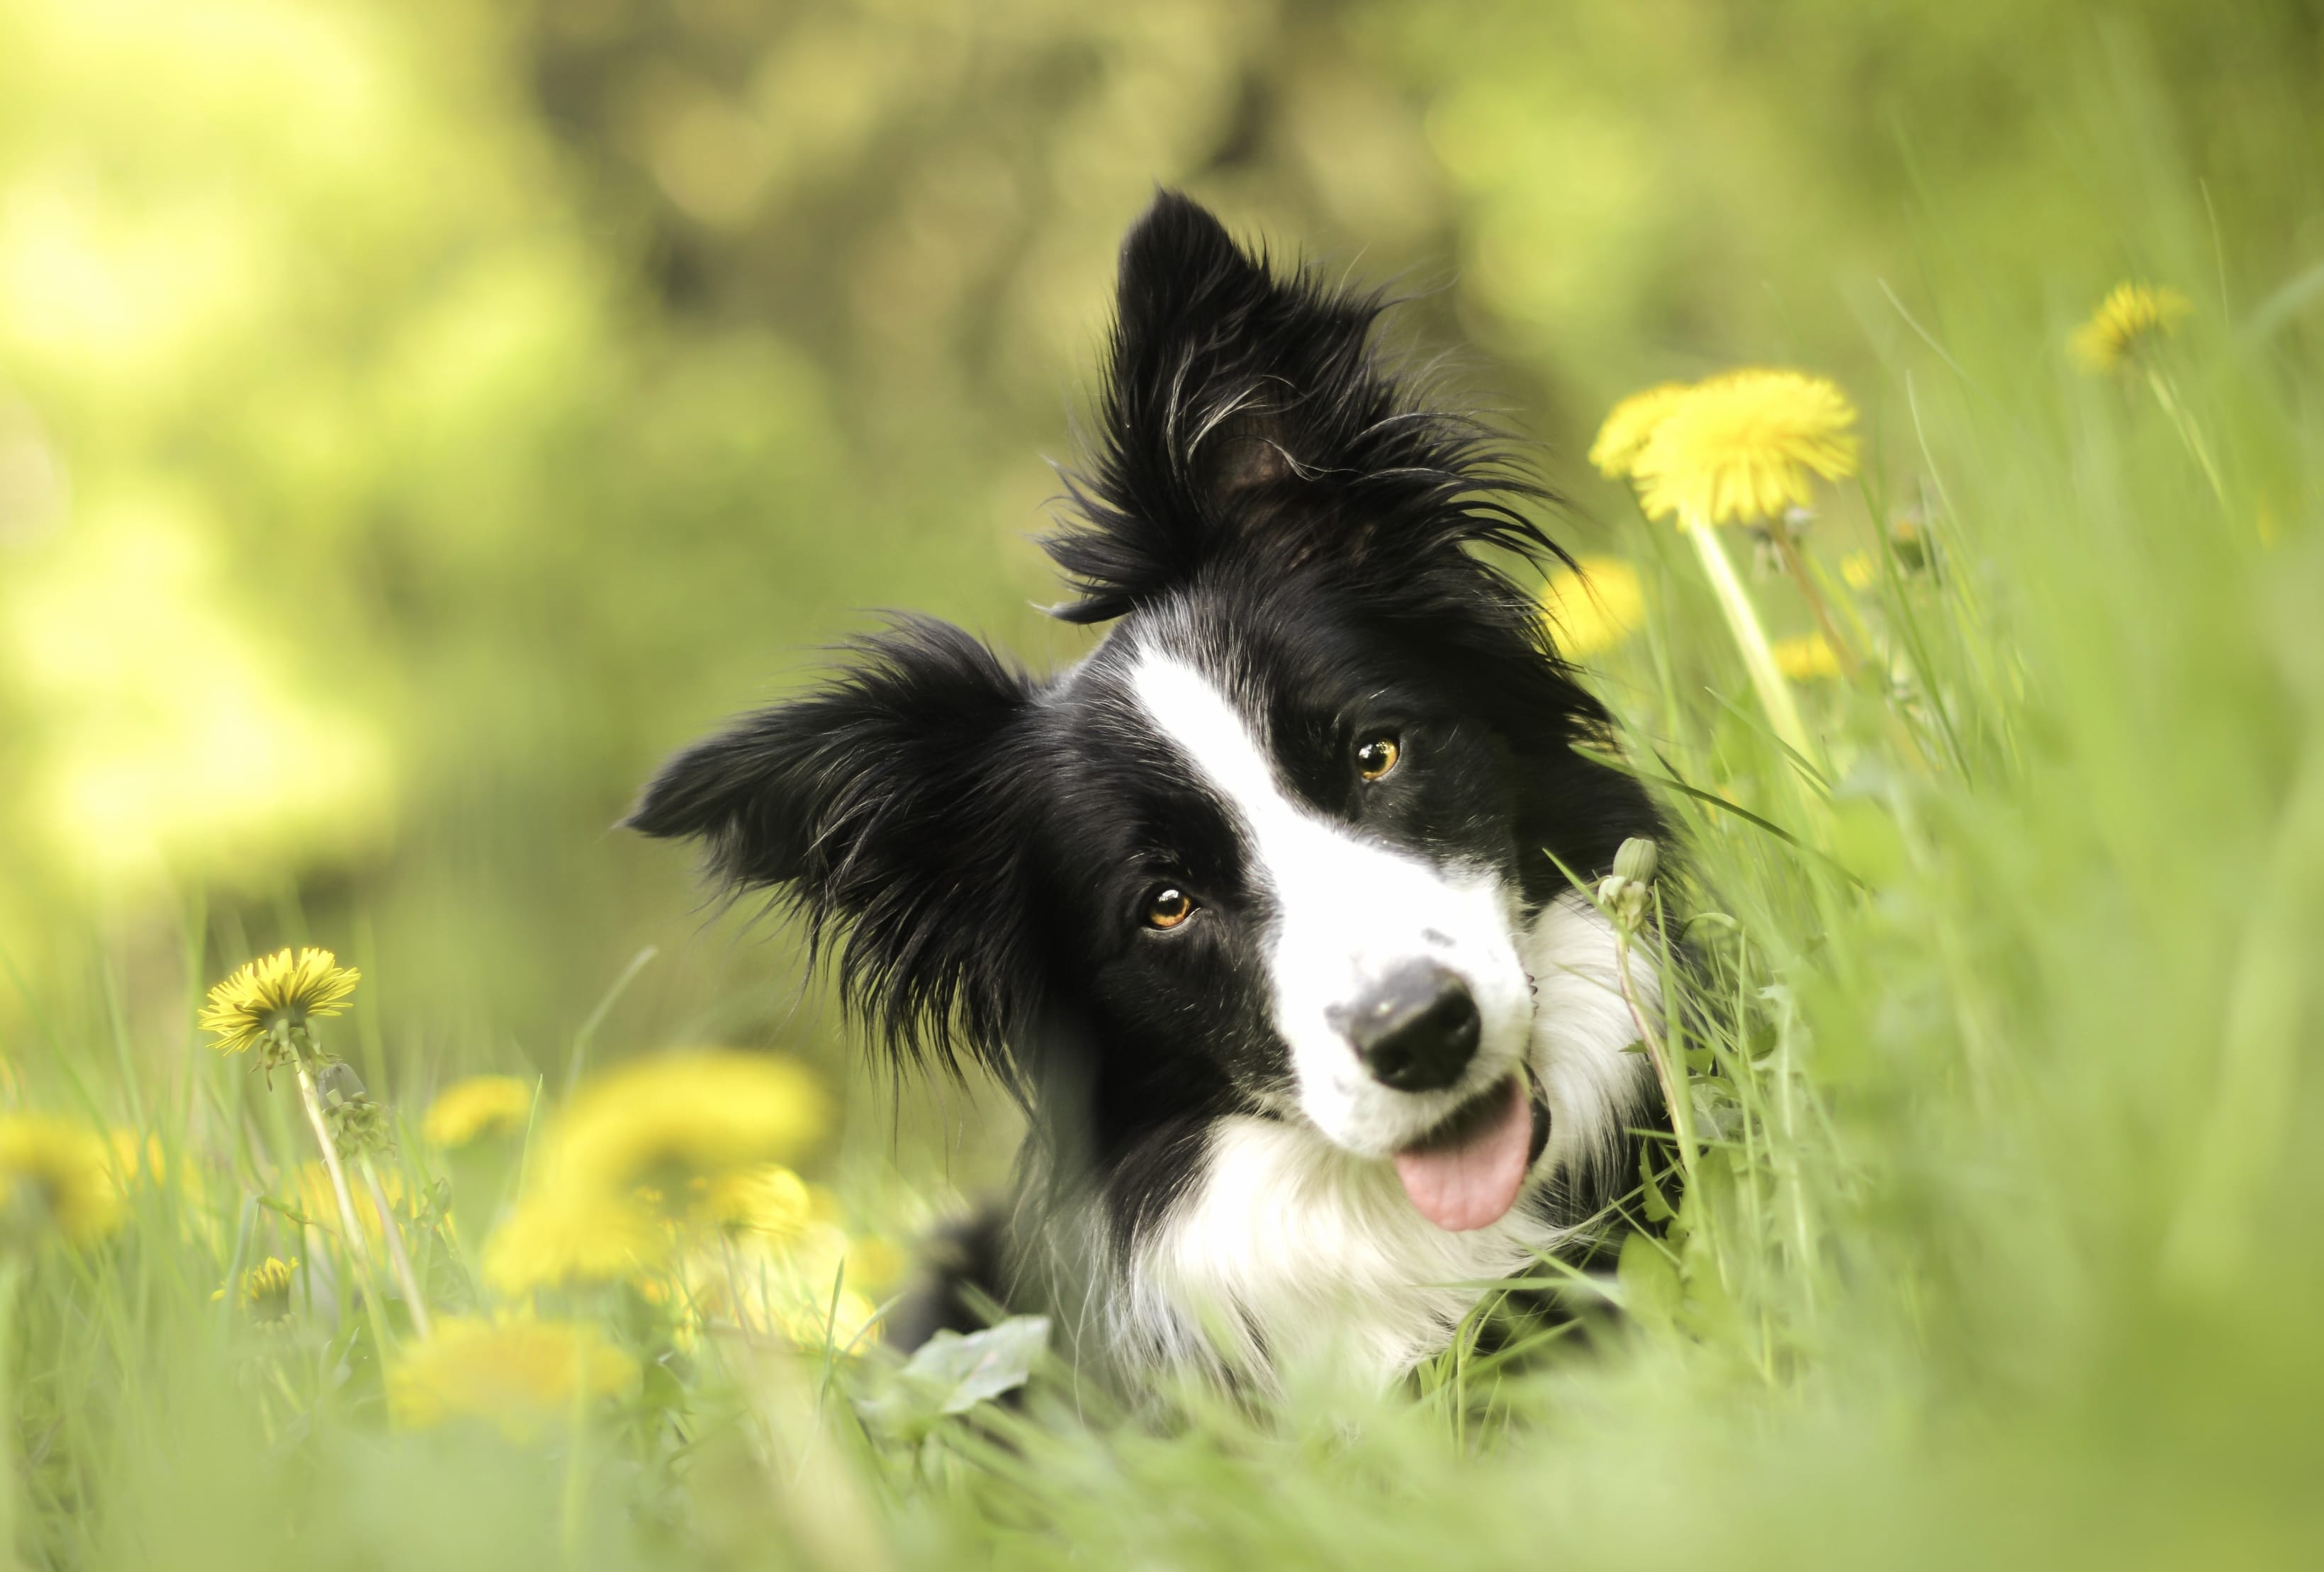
<box><xmin>1684</xmin><ymin>512</ymin><xmax>1820</xmax><ymax>769</ymax></box>
<box><xmin>359</xmin><ymin>1154</ymin><xmax>432</xmax><ymax>1340</ymax></box>
<box><xmin>1790</xmin><ymin>532</ymin><xmax>1938</xmax><ymax>774</ymax></box>
<box><xmin>1614</xmin><ymin>923</ymin><xmax>1694</xmax><ymax>1195</ymax></box>
<box><xmin>293</xmin><ymin>1058</ymin><xmax>377</xmax><ymax>1280</ymax></box>
<box><xmin>2142</xmin><ymin>364</ymin><xmax>2229</xmax><ymax>510</ymax></box>
<box><xmin>1768</xmin><ymin>529</ymin><xmax>1860</xmax><ymax>680</ymax></box>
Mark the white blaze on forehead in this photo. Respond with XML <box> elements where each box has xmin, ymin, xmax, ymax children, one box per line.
<box><xmin>1124</xmin><ymin>653</ymin><xmax>1295</xmax><ymax>848</ymax></box>
<box><xmin>1123</xmin><ymin>646</ymin><xmax>1536</xmax><ymax>1157</ymax></box>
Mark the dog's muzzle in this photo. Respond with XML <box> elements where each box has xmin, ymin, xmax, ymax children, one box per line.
<box><xmin>1334</xmin><ymin>961</ymin><xmax>1481</xmax><ymax>1091</ymax></box>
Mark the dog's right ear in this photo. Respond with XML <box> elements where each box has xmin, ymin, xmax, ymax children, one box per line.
<box><xmin>1045</xmin><ymin>191</ymin><xmax>1550</xmax><ymax>624</ymax></box>
<box><xmin>624</xmin><ymin>617</ymin><xmax>1040</xmax><ymax>1083</ymax></box>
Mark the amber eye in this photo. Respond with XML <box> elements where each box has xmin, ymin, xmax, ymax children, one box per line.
<box><xmin>1354</xmin><ymin>734</ymin><xmax>1402</xmax><ymax>782</ymax></box>
<box><xmin>1144</xmin><ymin>887</ymin><xmax>1196</xmax><ymax>931</ymax></box>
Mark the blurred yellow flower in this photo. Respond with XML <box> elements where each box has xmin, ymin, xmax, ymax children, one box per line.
<box><xmin>291</xmin><ymin>1160</ymin><xmax>408</xmax><ymax>1240</ymax></box>
<box><xmin>484</xmin><ymin>1054</ymin><xmax>829</xmax><ymax>1298</ymax></box>
<box><xmin>697</xmin><ymin>1162</ymin><xmax>814</xmax><ymax>1237</ymax></box>
<box><xmin>388</xmin><ymin>1317</ymin><xmax>637</xmax><ymax>1440</ymax></box>
<box><xmin>1539</xmin><ymin>556</ymin><xmax>1646</xmax><ymax>657</ymax></box>
<box><xmin>2071</xmin><ymin>282</ymin><xmax>2191</xmax><ymax>373</ymax></box>
<box><xmin>198</xmin><ymin>948</ymin><xmax>360</xmax><ymax>1055</ymax></box>
<box><xmin>422</xmin><ymin>1075</ymin><xmax>535</xmax><ymax>1147</ymax></box>
<box><xmin>1840</xmin><ymin>551</ymin><xmax>1877</xmax><ymax>590</ymax></box>
<box><xmin>483</xmin><ymin>1188</ymin><xmax>668</xmax><ymax>1295</ymax></box>
<box><xmin>108</xmin><ymin>1128</ymin><xmax>165</xmax><ymax>1186</ymax></box>
<box><xmin>546</xmin><ymin>1052</ymin><xmax>828</xmax><ymax>1198</ymax></box>
<box><xmin>1773</xmin><ymin>634</ymin><xmax>1842</xmax><ymax>680</ymax></box>
<box><xmin>1588</xmin><ymin>383</ymin><xmax>1690</xmax><ymax>478</ymax></box>
<box><xmin>687</xmin><ymin>1240</ymin><xmax>880</xmax><ymax>1351</ymax></box>
<box><xmin>844</xmin><ymin>1234</ymin><xmax>908</xmax><ymax>1296</ymax></box>
<box><xmin>1632</xmin><ymin>370</ymin><xmax>1860</xmax><ymax>526</ymax></box>
<box><xmin>213</xmin><ymin>1255</ymin><xmax>300</xmax><ymax>1329</ymax></box>
<box><xmin>103</xmin><ymin>1128</ymin><xmax>224</xmax><ymax>1250</ymax></box>
<box><xmin>0</xmin><ymin>1115</ymin><xmax>123</xmax><ymax>1246</ymax></box>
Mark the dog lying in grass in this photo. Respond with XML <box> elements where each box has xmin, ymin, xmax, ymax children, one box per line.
<box><xmin>631</xmin><ymin>192</ymin><xmax>1666</xmax><ymax>1389</ymax></box>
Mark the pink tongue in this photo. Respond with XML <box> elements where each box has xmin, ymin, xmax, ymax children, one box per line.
<box><xmin>1393</xmin><ymin>1076</ymin><xmax>1532</xmax><ymax>1232</ymax></box>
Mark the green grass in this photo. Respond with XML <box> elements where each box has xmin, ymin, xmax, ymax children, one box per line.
<box><xmin>6</xmin><ymin>194</ymin><xmax>2324</xmax><ymax>1572</ymax></box>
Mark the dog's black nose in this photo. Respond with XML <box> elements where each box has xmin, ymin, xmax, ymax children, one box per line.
<box><xmin>1340</xmin><ymin>963</ymin><xmax>1481</xmax><ymax>1091</ymax></box>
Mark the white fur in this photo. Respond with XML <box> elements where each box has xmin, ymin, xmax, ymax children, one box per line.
<box><xmin>1113</xmin><ymin>897</ymin><xmax>1656</xmax><ymax>1386</ymax></box>
<box><xmin>1125</xmin><ymin>646</ymin><xmax>1537</xmax><ymax>1157</ymax></box>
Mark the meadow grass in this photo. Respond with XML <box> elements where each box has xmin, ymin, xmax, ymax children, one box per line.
<box><xmin>4</xmin><ymin>215</ymin><xmax>2323</xmax><ymax>1572</ymax></box>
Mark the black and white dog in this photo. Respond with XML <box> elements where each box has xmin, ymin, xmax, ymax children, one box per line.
<box><xmin>630</xmin><ymin>193</ymin><xmax>1666</xmax><ymax>1388</ymax></box>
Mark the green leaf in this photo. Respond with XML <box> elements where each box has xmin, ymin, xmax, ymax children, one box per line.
<box><xmin>909</xmin><ymin>1315</ymin><xmax>1051</xmax><ymax>1415</ymax></box>
<box><xmin>1617</xmin><ymin>1233</ymin><xmax>1681</xmax><ymax>1330</ymax></box>
<box><xmin>858</xmin><ymin>1315</ymin><xmax>1051</xmax><ymax>1439</ymax></box>
<box><xmin>1637</xmin><ymin>1144</ymin><xmax>1675</xmax><ymax>1223</ymax></box>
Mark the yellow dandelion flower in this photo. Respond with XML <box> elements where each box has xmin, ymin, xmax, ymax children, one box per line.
<box><xmin>1632</xmin><ymin>369</ymin><xmax>1860</xmax><ymax>527</ymax></box>
<box><xmin>388</xmin><ymin>1317</ymin><xmax>637</xmax><ymax>1440</ymax></box>
<box><xmin>1540</xmin><ymin>556</ymin><xmax>1646</xmax><ymax>657</ymax></box>
<box><xmin>1588</xmin><ymin>382</ymin><xmax>1692</xmax><ymax>478</ymax></box>
<box><xmin>422</xmin><ymin>1076</ymin><xmax>536</xmax><ymax>1148</ymax></box>
<box><xmin>545</xmin><ymin>1052</ymin><xmax>827</xmax><ymax>1198</ymax></box>
<box><xmin>1773</xmin><ymin>634</ymin><xmax>1841</xmax><ymax>680</ymax></box>
<box><xmin>2071</xmin><ymin>282</ymin><xmax>2191</xmax><ymax>374</ymax></box>
<box><xmin>213</xmin><ymin>1256</ymin><xmax>301</xmax><ymax>1328</ymax></box>
<box><xmin>483</xmin><ymin>1189</ymin><xmax>669</xmax><ymax>1296</ymax></box>
<box><xmin>697</xmin><ymin>1163</ymin><xmax>813</xmax><ymax>1237</ymax></box>
<box><xmin>198</xmin><ymin>948</ymin><xmax>360</xmax><ymax>1056</ymax></box>
<box><xmin>0</xmin><ymin>1115</ymin><xmax>124</xmax><ymax>1247</ymax></box>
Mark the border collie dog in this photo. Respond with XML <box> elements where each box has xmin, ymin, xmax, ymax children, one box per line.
<box><xmin>630</xmin><ymin>193</ymin><xmax>1665</xmax><ymax>1389</ymax></box>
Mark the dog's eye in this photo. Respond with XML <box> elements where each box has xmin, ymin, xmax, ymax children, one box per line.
<box><xmin>1144</xmin><ymin>887</ymin><xmax>1196</xmax><ymax>931</ymax></box>
<box><xmin>1354</xmin><ymin>734</ymin><xmax>1402</xmax><ymax>782</ymax></box>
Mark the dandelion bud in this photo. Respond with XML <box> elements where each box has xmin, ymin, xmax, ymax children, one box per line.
<box><xmin>1613</xmin><ymin>837</ymin><xmax>1661</xmax><ymax>886</ymax></box>
<box><xmin>1597</xmin><ymin>838</ymin><xmax>1660</xmax><ymax>933</ymax></box>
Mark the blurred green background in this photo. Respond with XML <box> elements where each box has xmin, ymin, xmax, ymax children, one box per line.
<box><xmin>2</xmin><ymin>0</ymin><xmax>2318</xmax><ymax>1179</ymax></box>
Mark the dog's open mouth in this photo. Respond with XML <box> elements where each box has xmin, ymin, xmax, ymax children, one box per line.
<box><xmin>1392</xmin><ymin>1072</ymin><xmax>1552</xmax><ymax>1233</ymax></box>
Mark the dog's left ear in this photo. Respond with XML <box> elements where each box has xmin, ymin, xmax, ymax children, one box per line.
<box><xmin>1045</xmin><ymin>190</ymin><xmax>1549</xmax><ymax>623</ymax></box>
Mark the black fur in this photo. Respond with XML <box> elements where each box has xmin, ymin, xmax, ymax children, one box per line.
<box><xmin>629</xmin><ymin>192</ymin><xmax>1665</xmax><ymax>1374</ymax></box>
<box><xmin>1049</xmin><ymin>191</ymin><xmax>1564</xmax><ymax>623</ymax></box>
<box><xmin>628</xmin><ymin>620</ymin><xmax>1045</xmax><ymax>1083</ymax></box>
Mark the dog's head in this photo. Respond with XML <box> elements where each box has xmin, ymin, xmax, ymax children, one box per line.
<box><xmin>629</xmin><ymin>193</ymin><xmax>1656</xmax><ymax>1231</ymax></box>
